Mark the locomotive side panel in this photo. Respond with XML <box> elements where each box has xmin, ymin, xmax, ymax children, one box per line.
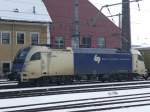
<box><xmin>74</xmin><ymin>52</ymin><xmax>132</xmax><ymax>75</ymax></box>
<box><xmin>48</xmin><ymin>50</ymin><xmax>74</xmax><ymax>76</ymax></box>
<box><xmin>20</xmin><ymin>48</ymin><xmax>74</xmax><ymax>82</ymax></box>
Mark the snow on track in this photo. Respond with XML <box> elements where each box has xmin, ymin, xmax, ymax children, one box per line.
<box><xmin>0</xmin><ymin>83</ymin><xmax>18</xmax><ymax>86</ymax></box>
<box><xmin>1</xmin><ymin>88</ymin><xmax>150</xmax><ymax>111</ymax></box>
<box><xmin>0</xmin><ymin>80</ymin><xmax>150</xmax><ymax>92</ymax></box>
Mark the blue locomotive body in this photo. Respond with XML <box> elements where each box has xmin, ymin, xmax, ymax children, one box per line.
<box><xmin>73</xmin><ymin>49</ymin><xmax>132</xmax><ymax>75</ymax></box>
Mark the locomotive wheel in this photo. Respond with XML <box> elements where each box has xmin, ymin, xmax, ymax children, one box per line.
<box><xmin>34</xmin><ymin>77</ymin><xmax>50</xmax><ymax>86</ymax></box>
<box><xmin>127</xmin><ymin>74</ymin><xmax>133</xmax><ymax>81</ymax></box>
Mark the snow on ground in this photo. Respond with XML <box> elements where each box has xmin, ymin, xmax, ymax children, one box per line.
<box><xmin>43</xmin><ymin>105</ymin><xmax>150</xmax><ymax>112</ymax></box>
<box><xmin>1</xmin><ymin>88</ymin><xmax>150</xmax><ymax>111</ymax></box>
<box><xmin>99</xmin><ymin>106</ymin><xmax>150</xmax><ymax>112</ymax></box>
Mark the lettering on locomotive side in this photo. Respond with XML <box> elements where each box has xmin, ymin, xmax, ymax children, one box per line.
<box><xmin>94</xmin><ymin>54</ymin><xmax>101</xmax><ymax>64</ymax></box>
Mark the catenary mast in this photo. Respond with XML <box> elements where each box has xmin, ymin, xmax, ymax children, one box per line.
<box><xmin>122</xmin><ymin>0</ymin><xmax>131</xmax><ymax>51</ymax></box>
<box><xmin>72</xmin><ymin>0</ymin><xmax>80</xmax><ymax>48</ymax></box>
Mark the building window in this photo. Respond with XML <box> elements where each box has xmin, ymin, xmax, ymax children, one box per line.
<box><xmin>97</xmin><ymin>37</ymin><xmax>105</xmax><ymax>48</ymax></box>
<box><xmin>55</xmin><ymin>36</ymin><xmax>64</xmax><ymax>49</ymax></box>
<box><xmin>2</xmin><ymin>62</ymin><xmax>11</xmax><ymax>73</ymax></box>
<box><xmin>82</xmin><ymin>37</ymin><xmax>91</xmax><ymax>48</ymax></box>
<box><xmin>17</xmin><ymin>32</ymin><xmax>25</xmax><ymax>44</ymax></box>
<box><xmin>1</xmin><ymin>32</ymin><xmax>11</xmax><ymax>44</ymax></box>
<box><xmin>31</xmin><ymin>32</ymin><xmax>39</xmax><ymax>45</ymax></box>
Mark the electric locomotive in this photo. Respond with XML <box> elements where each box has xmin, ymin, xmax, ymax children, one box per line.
<box><xmin>8</xmin><ymin>45</ymin><xmax>147</xmax><ymax>84</ymax></box>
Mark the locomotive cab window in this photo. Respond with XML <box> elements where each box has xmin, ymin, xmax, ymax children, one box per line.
<box><xmin>30</xmin><ymin>52</ymin><xmax>41</xmax><ymax>61</ymax></box>
<box><xmin>138</xmin><ymin>55</ymin><xmax>144</xmax><ymax>61</ymax></box>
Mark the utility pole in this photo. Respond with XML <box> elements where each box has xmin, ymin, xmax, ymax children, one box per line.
<box><xmin>121</xmin><ymin>0</ymin><xmax>142</xmax><ymax>51</ymax></box>
<box><xmin>122</xmin><ymin>0</ymin><xmax>131</xmax><ymax>51</ymax></box>
<box><xmin>72</xmin><ymin>0</ymin><xmax>80</xmax><ymax>48</ymax></box>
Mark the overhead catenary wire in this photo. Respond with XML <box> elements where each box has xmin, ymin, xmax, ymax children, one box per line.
<box><xmin>0</xmin><ymin>0</ymin><xmax>146</xmax><ymax>31</ymax></box>
<box><xmin>106</xmin><ymin>7</ymin><xmax>115</xmax><ymax>23</ymax></box>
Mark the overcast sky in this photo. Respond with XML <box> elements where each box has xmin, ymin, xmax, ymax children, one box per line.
<box><xmin>89</xmin><ymin>0</ymin><xmax>150</xmax><ymax>47</ymax></box>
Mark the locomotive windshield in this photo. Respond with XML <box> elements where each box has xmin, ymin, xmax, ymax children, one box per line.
<box><xmin>138</xmin><ymin>54</ymin><xmax>144</xmax><ymax>61</ymax></box>
<box><xmin>14</xmin><ymin>47</ymin><xmax>30</xmax><ymax>63</ymax></box>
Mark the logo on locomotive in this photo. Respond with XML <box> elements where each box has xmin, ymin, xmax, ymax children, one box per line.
<box><xmin>94</xmin><ymin>54</ymin><xmax>101</xmax><ymax>64</ymax></box>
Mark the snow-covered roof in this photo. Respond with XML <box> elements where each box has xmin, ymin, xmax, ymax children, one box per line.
<box><xmin>0</xmin><ymin>0</ymin><xmax>52</xmax><ymax>23</ymax></box>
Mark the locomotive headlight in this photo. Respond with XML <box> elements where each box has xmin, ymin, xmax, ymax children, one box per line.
<box><xmin>23</xmin><ymin>74</ymin><xmax>27</xmax><ymax>77</ymax></box>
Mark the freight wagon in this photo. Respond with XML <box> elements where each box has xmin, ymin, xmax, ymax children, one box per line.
<box><xmin>8</xmin><ymin>45</ymin><xmax>147</xmax><ymax>85</ymax></box>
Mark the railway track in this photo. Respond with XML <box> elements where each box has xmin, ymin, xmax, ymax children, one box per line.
<box><xmin>0</xmin><ymin>79</ymin><xmax>17</xmax><ymax>84</ymax></box>
<box><xmin>0</xmin><ymin>80</ymin><xmax>18</xmax><ymax>89</ymax></box>
<box><xmin>1</xmin><ymin>80</ymin><xmax>150</xmax><ymax>99</ymax></box>
<box><xmin>0</xmin><ymin>76</ymin><xmax>145</xmax><ymax>89</ymax></box>
<box><xmin>1</xmin><ymin>89</ymin><xmax>150</xmax><ymax>112</ymax></box>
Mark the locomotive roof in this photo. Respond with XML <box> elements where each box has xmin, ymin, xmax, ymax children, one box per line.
<box><xmin>27</xmin><ymin>45</ymin><xmax>131</xmax><ymax>54</ymax></box>
<box><xmin>73</xmin><ymin>48</ymin><xmax>130</xmax><ymax>54</ymax></box>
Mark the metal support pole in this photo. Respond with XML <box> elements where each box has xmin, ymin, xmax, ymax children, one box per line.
<box><xmin>122</xmin><ymin>0</ymin><xmax>131</xmax><ymax>51</ymax></box>
<box><xmin>72</xmin><ymin>0</ymin><xmax>80</xmax><ymax>48</ymax></box>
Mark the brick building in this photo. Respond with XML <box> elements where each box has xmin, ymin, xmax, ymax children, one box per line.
<box><xmin>43</xmin><ymin>0</ymin><xmax>121</xmax><ymax>49</ymax></box>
